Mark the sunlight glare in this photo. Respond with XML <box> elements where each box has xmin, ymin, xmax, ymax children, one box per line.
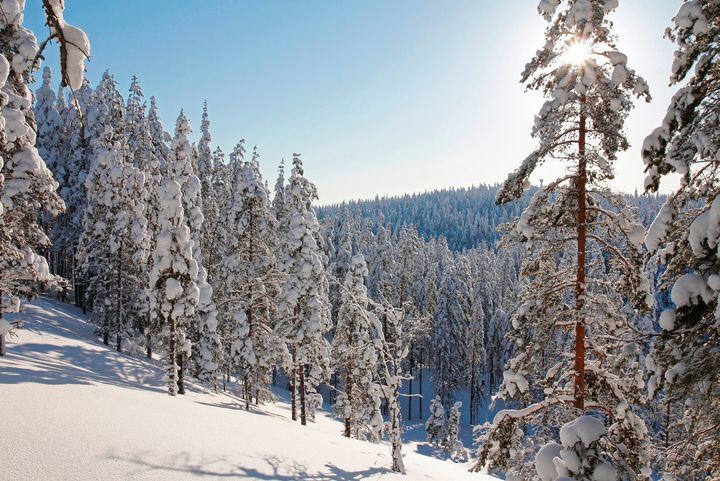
<box><xmin>563</xmin><ymin>40</ymin><xmax>592</xmax><ymax>66</ymax></box>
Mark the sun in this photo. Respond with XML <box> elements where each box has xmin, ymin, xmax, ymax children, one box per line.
<box><xmin>563</xmin><ymin>40</ymin><xmax>592</xmax><ymax>66</ymax></box>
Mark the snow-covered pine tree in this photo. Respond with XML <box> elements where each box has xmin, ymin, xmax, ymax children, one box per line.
<box><xmin>148</xmin><ymin>177</ymin><xmax>199</xmax><ymax>396</ymax></box>
<box><xmin>34</xmin><ymin>67</ymin><xmax>63</xmax><ymax>191</ymax></box>
<box><xmin>141</xmin><ymin>95</ymin><xmax>173</xmax><ymax>357</ymax></box>
<box><xmin>60</xmin><ymin>79</ymin><xmax>95</xmax><ymax>309</ymax></box>
<box><xmin>228</xmin><ymin>140</ymin><xmax>246</xmax><ymax>192</ymax></box>
<box><xmin>474</xmin><ymin>1</ymin><xmax>653</xmax><ymax>479</ymax></box>
<box><xmin>412</xmin><ymin>238</ymin><xmax>439</xmax><ymax>419</ymax></box>
<box><xmin>210</xmin><ymin>145</ymin><xmax>230</xmax><ymax>223</ymax></box>
<box><xmin>272</xmin><ymin>159</ymin><xmax>287</xmax><ymax>224</ymax></box>
<box><xmin>425</xmin><ymin>395</ymin><xmax>446</xmax><ymax>446</ymax></box>
<box><xmin>77</xmin><ymin>72</ymin><xmax>150</xmax><ymax>352</ymax></box>
<box><xmin>277</xmin><ymin>154</ymin><xmax>331</xmax><ymax>426</ymax></box>
<box><xmin>0</xmin><ymin>2</ymin><xmax>76</xmax><ymax>354</ymax></box>
<box><xmin>328</xmin><ymin>209</ymin><xmax>356</xmax><ymax>327</ymax></box>
<box><xmin>395</xmin><ymin>225</ymin><xmax>426</xmax><ymax>421</ymax></box>
<box><xmin>214</xmin><ymin>139</ymin><xmax>246</xmax><ymax>257</ymax></box>
<box><xmin>466</xmin><ymin>261</ymin><xmax>486</xmax><ymax>426</ymax></box>
<box><xmin>196</xmin><ymin>101</ymin><xmax>221</xmax><ymax>279</ymax></box>
<box><xmin>372</xmin><ymin>300</ymin><xmax>416</xmax><ymax>474</ymax></box>
<box><xmin>641</xmin><ymin>2</ymin><xmax>720</xmax><ymax>478</ymax></box>
<box><xmin>332</xmin><ymin>254</ymin><xmax>383</xmax><ymax>440</ymax></box>
<box><xmin>444</xmin><ymin>401</ymin><xmax>466</xmax><ymax>460</ymax></box>
<box><xmin>125</xmin><ymin>76</ymin><xmax>149</xmax><ymax>160</ymax></box>
<box><xmin>212</xmin><ymin>140</ymin><xmax>247</xmax><ymax>387</ymax></box>
<box><xmin>124</xmin><ymin>76</ymin><xmax>159</xmax><ymax>346</ymax></box>
<box><xmin>220</xmin><ymin>155</ymin><xmax>284</xmax><ymax>408</ymax></box>
<box><xmin>478</xmin><ymin>245</ymin><xmax>520</xmax><ymax>396</ymax></box>
<box><xmin>33</xmin><ymin>67</ymin><xmax>66</xmax><ymax>278</ymax></box>
<box><xmin>168</xmin><ymin>110</ymin><xmax>219</xmax><ymax>392</ymax></box>
<box><xmin>431</xmin><ymin>246</ymin><xmax>468</xmax><ymax>410</ymax></box>
<box><xmin>368</xmin><ymin>219</ymin><xmax>397</xmax><ymax>310</ymax></box>
<box><xmin>147</xmin><ymin>96</ymin><xmax>172</xmax><ymax>175</ymax></box>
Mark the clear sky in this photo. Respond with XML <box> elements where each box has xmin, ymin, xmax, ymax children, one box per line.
<box><xmin>26</xmin><ymin>0</ymin><xmax>681</xmax><ymax>204</ymax></box>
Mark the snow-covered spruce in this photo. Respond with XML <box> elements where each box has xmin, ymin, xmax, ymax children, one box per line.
<box><xmin>166</xmin><ymin>111</ymin><xmax>220</xmax><ymax>389</ymax></box>
<box><xmin>147</xmin><ymin>178</ymin><xmax>199</xmax><ymax>396</ymax></box>
<box><xmin>277</xmin><ymin>154</ymin><xmax>331</xmax><ymax>426</ymax></box>
<box><xmin>425</xmin><ymin>395</ymin><xmax>446</xmax><ymax>446</ymax></box>
<box><xmin>34</xmin><ymin>67</ymin><xmax>68</xmax><ymax>278</ymax></box>
<box><xmin>431</xmin><ymin>249</ymin><xmax>471</xmax><ymax>410</ymax></box>
<box><xmin>49</xmin><ymin>79</ymin><xmax>95</xmax><ymax>305</ymax></box>
<box><xmin>195</xmin><ymin>102</ymin><xmax>222</xmax><ymax>282</ymax></box>
<box><xmin>218</xmin><ymin>152</ymin><xmax>286</xmax><ymax>408</ymax></box>
<box><xmin>319</xmin><ymin>206</ymin><xmax>523</xmax><ymax>422</ymax></box>
<box><xmin>332</xmin><ymin>254</ymin><xmax>382</xmax><ymax>441</ymax></box>
<box><xmin>76</xmin><ymin>72</ymin><xmax>150</xmax><ymax>352</ymax></box>
<box><xmin>443</xmin><ymin>401</ymin><xmax>466</xmax><ymax>461</ymax></box>
<box><xmin>372</xmin><ymin>301</ymin><xmax>417</xmax><ymax>474</ymax></box>
<box><xmin>0</xmin><ymin>0</ymin><xmax>89</xmax><ymax>354</ymax></box>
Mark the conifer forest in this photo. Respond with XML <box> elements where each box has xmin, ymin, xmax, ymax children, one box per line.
<box><xmin>0</xmin><ymin>1</ymin><xmax>718</xmax><ymax>480</ymax></box>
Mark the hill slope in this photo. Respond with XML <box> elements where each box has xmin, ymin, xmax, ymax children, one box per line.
<box><xmin>0</xmin><ymin>297</ymin><xmax>495</xmax><ymax>481</ymax></box>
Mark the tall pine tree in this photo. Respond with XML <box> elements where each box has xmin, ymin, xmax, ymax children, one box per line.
<box><xmin>474</xmin><ymin>2</ymin><xmax>653</xmax><ymax>479</ymax></box>
<box><xmin>277</xmin><ymin>154</ymin><xmax>331</xmax><ymax>426</ymax></box>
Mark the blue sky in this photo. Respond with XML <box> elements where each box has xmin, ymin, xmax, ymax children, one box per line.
<box><xmin>26</xmin><ymin>0</ymin><xmax>681</xmax><ymax>203</ymax></box>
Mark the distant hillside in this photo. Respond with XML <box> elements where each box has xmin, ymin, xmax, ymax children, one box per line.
<box><xmin>319</xmin><ymin>184</ymin><xmax>666</xmax><ymax>251</ymax></box>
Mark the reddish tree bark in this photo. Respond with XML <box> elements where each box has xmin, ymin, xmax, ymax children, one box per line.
<box><xmin>574</xmin><ymin>94</ymin><xmax>587</xmax><ymax>411</ymax></box>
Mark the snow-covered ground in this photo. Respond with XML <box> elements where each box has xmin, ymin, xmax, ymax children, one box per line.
<box><xmin>0</xmin><ymin>297</ymin><xmax>498</xmax><ymax>481</ymax></box>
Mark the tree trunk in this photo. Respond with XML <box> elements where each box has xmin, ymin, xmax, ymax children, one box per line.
<box><xmin>103</xmin><ymin>332</ymin><xmax>109</xmax><ymax>346</ymax></box>
<box><xmin>146</xmin><ymin>334</ymin><xmax>152</xmax><ymax>358</ymax></box>
<box><xmin>74</xmin><ymin>279</ymin><xmax>80</xmax><ymax>307</ymax></box>
<box><xmin>389</xmin><ymin>382</ymin><xmax>405</xmax><ymax>474</ymax></box>
<box><xmin>665</xmin><ymin>399</ymin><xmax>671</xmax><ymax>448</ymax></box>
<box><xmin>116</xmin><ymin>248</ymin><xmax>123</xmax><ymax>353</ymax></box>
<box><xmin>0</xmin><ymin>311</ymin><xmax>5</xmax><ymax>356</ymax></box>
<box><xmin>80</xmin><ymin>281</ymin><xmax>87</xmax><ymax>314</ymax></box>
<box><xmin>408</xmin><ymin>349</ymin><xmax>414</xmax><ymax>421</ymax></box>
<box><xmin>299</xmin><ymin>362</ymin><xmax>307</xmax><ymax>426</ymax></box>
<box><xmin>291</xmin><ymin>350</ymin><xmax>297</xmax><ymax>421</ymax></box>
<box><xmin>178</xmin><ymin>352</ymin><xmax>185</xmax><ymax>395</ymax></box>
<box><xmin>244</xmin><ymin>374</ymin><xmax>251</xmax><ymax>411</ymax></box>
<box><xmin>488</xmin><ymin>353</ymin><xmax>494</xmax><ymax>396</ymax></box>
<box><xmin>419</xmin><ymin>367</ymin><xmax>423</xmax><ymax>419</ymax></box>
<box><xmin>574</xmin><ymin>93</ymin><xmax>587</xmax><ymax>411</ymax></box>
<box><xmin>344</xmin><ymin>365</ymin><xmax>352</xmax><ymax>437</ymax></box>
<box><xmin>245</xmin><ymin>300</ymin><xmax>253</xmax><ymax>411</ymax></box>
<box><xmin>470</xmin><ymin>353</ymin><xmax>476</xmax><ymax>425</ymax></box>
<box><xmin>168</xmin><ymin>316</ymin><xmax>177</xmax><ymax>396</ymax></box>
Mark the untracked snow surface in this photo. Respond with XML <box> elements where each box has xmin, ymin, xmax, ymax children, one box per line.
<box><xmin>0</xmin><ymin>298</ymin><xmax>497</xmax><ymax>481</ymax></box>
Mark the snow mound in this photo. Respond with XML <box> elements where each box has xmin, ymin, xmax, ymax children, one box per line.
<box><xmin>559</xmin><ymin>415</ymin><xmax>606</xmax><ymax>448</ymax></box>
<box><xmin>0</xmin><ymin>297</ymin><xmax>497</xmax><ymax>481</ymax></box>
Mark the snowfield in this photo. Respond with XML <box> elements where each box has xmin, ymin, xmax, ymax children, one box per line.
<box><xmin>0</xmin><ymin>297</ymin><xmax>498</xmax><ymax>481</ymax></box>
